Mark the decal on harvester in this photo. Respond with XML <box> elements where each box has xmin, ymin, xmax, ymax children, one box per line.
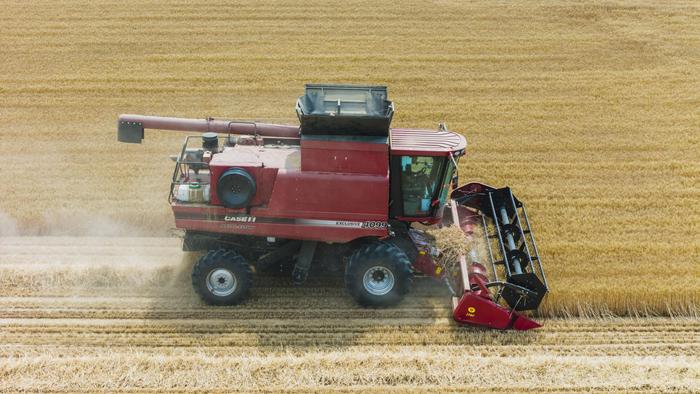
<box><xmin>175</xmin><ymin>212</ymin><xmax>388</xmax><ymax>231</ymax></box>
<box><xmin>333</xmin><ymin>220</ymin><xmax>363</xmax><ymax>228</ymax></box>
<box><xmin>221</xmin><ymin>223</ymin><xmax>255</xmax><ymax>230</ymax></box>
<box><xmin>361</xmin><ymin>221</ymin><xmax>388</xmax><ymax>229</ymax></box>
<box><xmin>466</xmin><ymin>306</ymin><xmax>476</xmax><ymax>317</ymax></box>
<box><xmin>224</xmin><ymin>216</ymin><xmax>257</xmax><ymax>222</ymax></box>
<box><xmin>297</xmin><ymin>219</ymin><xmax>387</xmax><ymax>229</ymax></box>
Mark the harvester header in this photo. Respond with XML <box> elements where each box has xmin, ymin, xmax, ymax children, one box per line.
<box><xmin>117</xmin><ymin>83</ymin><xmax>548</xmax><ymax>330</ymax></box>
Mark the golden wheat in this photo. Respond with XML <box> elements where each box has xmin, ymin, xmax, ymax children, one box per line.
<box><xmin>0</xmin><ymin>1</ymin><xmax>699</xmax><ymax>389</ymax></box>
<box><xmin>2</xmin><ymin>0</ymin><xmax>697</xmax><ymax>316</ymax></box>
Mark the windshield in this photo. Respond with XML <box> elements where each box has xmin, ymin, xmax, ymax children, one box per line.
<box><xmin>399</xmin><ymin>156</ymin><xmax>446</xmax><ymax>216</ymax></box>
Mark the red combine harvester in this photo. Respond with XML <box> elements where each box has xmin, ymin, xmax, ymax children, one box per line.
<box><xmin>118</xmin><ymin>84</ymin><xmax>548</xmax><ymax>330</ymax></box>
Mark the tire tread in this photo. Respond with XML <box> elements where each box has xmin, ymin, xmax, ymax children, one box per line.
<box><xmin>345</xmin><ymin>241</ymin><xmax>412</xmax><ymax>307</ymax></box>
<box><xmin>191</xmin><ymin>249</ymin><xmax>253</xmax><ymax>305</ymax></box>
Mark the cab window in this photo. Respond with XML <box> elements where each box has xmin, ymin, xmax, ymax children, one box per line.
<box><xmin>400</xmin><ymin>156</ymin><xmax>446</xmax><ymax>216</ymax></box>
<box><xmin>437</xmin><ymin>157</ymin><xmax>457</xmax><ymax>206</ymax></box>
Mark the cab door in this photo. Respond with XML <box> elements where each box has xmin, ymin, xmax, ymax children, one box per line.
<box><xmin>389</xmin><ymin>154</ymin><xmax>455</xmax><ymax>220</ymax></box>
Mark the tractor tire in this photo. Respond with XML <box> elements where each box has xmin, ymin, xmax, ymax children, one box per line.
<box><xmin>191</xmin><ymin>249</ymin><xmax>253</xmax><ymax>305</ymax></box>
<box><xmin>345</xmin><ymin>242</ymin><xmax>412</xmax><ymax>307</ymax></box>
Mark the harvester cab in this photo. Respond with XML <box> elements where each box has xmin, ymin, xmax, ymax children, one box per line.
<box><xmin>117</xmin><ymin>83</ymin><xmax>548</xmax><ymax>330</ymax></box>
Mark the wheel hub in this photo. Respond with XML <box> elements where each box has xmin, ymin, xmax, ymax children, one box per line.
<box><xmin>206</xmin><ymin>268</ymin><xmax>237</xmax><ymax>297</ymax></box>
<box><xmin>362</xmin><ymin>266</ymin><xmax>395</xmax><ymax>296</ymax></box>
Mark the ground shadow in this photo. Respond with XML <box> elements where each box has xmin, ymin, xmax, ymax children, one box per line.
<box><xmin>140</xmin><ymin>253</ymin><xmax>540</xmax><ymax>350</ymax></box>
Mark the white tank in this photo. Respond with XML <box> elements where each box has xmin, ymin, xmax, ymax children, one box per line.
<box><xmin>174</xmin><ymin>182</ymin><xmax>210</xmax><ymax>203</ymax></box>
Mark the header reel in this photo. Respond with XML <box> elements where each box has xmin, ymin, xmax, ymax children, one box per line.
<box><xmin>444</xmin><ymin>183</ymin><xmax>549</xmax><ymax>330</ymax></box>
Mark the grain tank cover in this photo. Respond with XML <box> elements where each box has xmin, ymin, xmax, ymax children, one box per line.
<box><xmin>296</xmin><ymin>84</ymin><xmax>394</xmax><ymax>136</ymax></box>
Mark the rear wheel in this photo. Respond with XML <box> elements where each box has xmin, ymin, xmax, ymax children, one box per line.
<box><xmin>192</xmin><ymin>249</ymin><xmax>252</xmax><ymax>305</ymax></box>
<box><xmin>345</xmin><ymin>242</ymin><xmax>412</xmax><ymax>307</ymax></box>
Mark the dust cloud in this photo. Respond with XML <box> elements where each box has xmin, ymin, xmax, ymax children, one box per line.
<box><xmin>0</xmin><ymin>210</ymin><xmax>18</xmax><ymax>236</ymax></box>
<box><xmin>1</xmin><ymin>209</ymin><xmax>170</xmax><ymax>237</ymax></box>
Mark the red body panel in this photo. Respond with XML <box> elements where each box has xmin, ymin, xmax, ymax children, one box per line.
<box><xmin>261</xmin><ymin>170</ymin><xmax>388</xmax><ymax>220</ymax></box>
<box><xmin>178</xmin><ymin>131</ymin><xmax>393</xmax><ymax>243</ymax></box>
<box><xmin>301</xmin><ymin>137</ymin><xmax>388</xmax><ymax>175</ymax></box>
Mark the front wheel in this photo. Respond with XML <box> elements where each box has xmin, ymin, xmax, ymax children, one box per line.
<box><xmin>191</xmin><ymin>249</ymin><xmax>253</xmax><ymax>305</ymax></box>
<box><xmin>345</xmin><ymin>242</ymin><xmax>412</xmax><ymax>307</ymax></box>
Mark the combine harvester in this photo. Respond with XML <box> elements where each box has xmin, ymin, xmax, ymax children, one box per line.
<box><xmin>118</xmin><ymin>84</ymin><xmax>548</xmax><ymax>330</ymax></box>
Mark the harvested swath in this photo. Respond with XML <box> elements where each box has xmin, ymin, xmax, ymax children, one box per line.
<box><xmin>0</xmin><ymin>238</ymin><xmax>699</xmax><ymax>392</ymax></box>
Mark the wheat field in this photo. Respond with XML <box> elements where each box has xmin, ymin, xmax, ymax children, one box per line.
<box><xmin>1</xmin><ymin>0</ymin><xmax>699</xmax><ymax>391</ymax></box>
<box><xmin>1</xmin><ymin>237</ymin><xmax>699</xmax><ymax>392</ymax></box>
<box><xmin>1</xmin><ymin>0</ymin><xmax>699</xmax><ymax>316</ymax></box>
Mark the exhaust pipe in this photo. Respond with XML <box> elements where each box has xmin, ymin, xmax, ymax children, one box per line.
<box><xmin>117</xmin><ymin>114</ymin><xmax>300</xmax><ymax>143</ymax></box>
